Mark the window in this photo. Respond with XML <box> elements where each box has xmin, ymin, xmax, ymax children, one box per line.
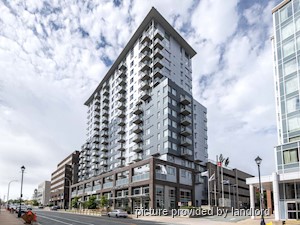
<box><xmin>130</xmin><ymin>86</ymin><xmax>134</xmax><ymax>91</ymax></box>
<box><xmin>181</xmin><ymin>169</ymin><xmax>186</xmax><ymax>178</ymax></box>
<box><xmin>282</xmin><ymin>22</ymin><xmax>294</xmax><ymax>40</ymax></box>
<box><xmin>171</xmin><ymin>88</ymin><xmax>177</xmax><ymax>96</ymax></box>
<box><xmin>172</xmin><ymin>121</ymin><xmax>177</xmax><ymax>128</ymax></box>
<box><xmin>296</xmin><ymin>16</ymin><xmax>300</xmax><ymax>32</ymax></box>
<box><xmin>286</xmin><ymin>76</ymin><xmax>298</xmax><ymax>94</ymax></box>
<box><xmin>130</xmin><ymin>69</ymin><xmax>134</xmax><ymax>75</ymax></box>
<box><xmin>163</xmin><ymin>118</ymin><xmax>168</xmax><ymax>126</ymax></box>
<box><xmin>284</xmin><ymin>149</ymin><xmax>299</xmax><ymax>164</ymax></box>
<box><xmin>163</xmin><ymin>141</ymin><xmax>170</xmax><ymax>149</ymax></box>
<box><xmin>130</xmin><ymin>77</ymin><xmax>134</xmax><ymax>83</ymax></box>
<box><xmin>163</xmin><ymin>107</ymin><xmax>168</xmax><ymax>115</ymax></box>
<box><xmin>146</xmin><ymin>149</ymin><xmax>150</xmax><ymax>155</ymax></box>
<box><xmin>172</xmin><ymin>132</ymin><xmax>177</xmax><ymax>139</ymax></box>
<box><xmin>283</xmin><ymin>40</ymin><xmax>295</xmax><ymax>58</ymax></box>
<box><xmin>284</xmin><ymin>59</ymin><xmax>297</xmax><ymax>76</ymax></box>
<box><xmin>157</xmin><ymin>122</ymin><xmax>161</xmax><ymax>129</ymax></box>
<box><xmin>167</xmin><ymin>166</ymin><xmax>176</xmax><ymax>175</ymax></box>
<box><xmin>172</xmin><ymin>143</ymin><xmax>177</xmax><ymax>150</ymax></box>
<box><xmin>157</xmin><ymin>111</ymin><xmax>160</xmax><ymax>118</ymax></box>
<box><xmin>163</xmin><ymin>129</ymin><xmax>168</xmax><ymax>137</ymax></box>
<box><xmin>287</xmin><ymin>96</ymin><xmax>300</xmax><ymax>113</ymax></box>
<box><xmin>145</xmin><ymin>138</ymin><xmax>150</xmax><ymax>145</ymax></box>
<box><xmin>157</xmin><ymin>133</ymin><xmax>161</xmax><ymax>140</ymax></box>
<box><xmin>146</xmin><ymin>128</ymin><xmax>150</xmax><ymax>135</ymax></box>
<box><xmin>288</xmin><ymin>115</ymin><xmax>300</xmax><ymax>131</ymax></box>
<box><xmin>130</xmin><ymin>94</ymin><xmax>134</xmax><ymax>100</ymax></box>
<box><xmin>280</xmin><ymin>3</ymin><xmax>293</xmax><ymax>22</ymax></box>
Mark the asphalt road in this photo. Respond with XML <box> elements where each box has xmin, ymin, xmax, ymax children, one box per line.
<box><xmin>34</xmin><ymin>210</ymin><xmax>170</xmax><ymax>225</ymax></box>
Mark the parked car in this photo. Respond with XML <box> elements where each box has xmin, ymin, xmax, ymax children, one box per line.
<box><xmin>51</xmin><ymin>206</ymin><xmax>58</xmax><ymax>211</ymax></box>
<box><xmin>15</xmin><ymin>204</ymin><xmax>27</xmax><ymax>213</ymax></box>
<box><xmin>38</xmin><ymin>206</ymin><xmax>44</xmax><ymax>209</ymax></box>
<box><xmin>107</xmin><ymin>209</ymin><xmax>128</xmax><ymax>218</ymax></box>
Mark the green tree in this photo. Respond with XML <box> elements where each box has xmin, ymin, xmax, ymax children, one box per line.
<box><xmin>99</xmin><ymin>195</ymin><xmax>108</xmax><ymax>208</ymax></box>
<box><xmin>32</xmin><ymin>200</ymin><xmax>39</xmax><ymax>206</ymax></box>
<box><xmin>86</xmin><ymin>196</ymin><xmax>97</xmax><ymax>209</ymax></box>
<box><xmin>71</xmin><ymin>197</ymin><xmax>79</xmax><ymax>209</ymax></box>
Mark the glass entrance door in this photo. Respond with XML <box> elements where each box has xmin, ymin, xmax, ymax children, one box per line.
<box><xmin>287</xmin><ymin>202</ymin><xmax>300</xmax><ymax>220</ymax></box>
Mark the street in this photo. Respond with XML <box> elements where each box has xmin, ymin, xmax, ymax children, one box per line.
<box><xmin>34</xmin><ymin>210</ymin><xmax>170</xmax><ymax>225</ymax></box>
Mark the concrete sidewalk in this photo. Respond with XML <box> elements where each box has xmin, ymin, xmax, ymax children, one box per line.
<box><xmin>0</xmin><ymin>208</ymin><xmax>25</xmax><ymax>225</ymax></box>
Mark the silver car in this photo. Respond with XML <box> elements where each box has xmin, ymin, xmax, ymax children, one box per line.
<box><xmin>107</xmin><ymin>209</ymin><xmax>128</xmax><ymax>218</ymax></box>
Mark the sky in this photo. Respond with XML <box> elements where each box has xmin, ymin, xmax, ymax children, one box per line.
<box><xmin>0</xmin><ymin>0</ymin><xmax>282</xmax><ymax>201</ymax></box>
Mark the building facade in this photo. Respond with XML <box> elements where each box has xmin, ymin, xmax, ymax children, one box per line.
<box><xmin>71</xmin><ymin>7</ymin><xmax>208</xmax><ymax>211</ymax></box>
<box><xmin>36</xmin><ymin>181</ymin><xmax>51</xmax><ymax>206</ymax></box>
<box><xmin>247</xmin><ymin>0</ymin><xmax>300</xmax><ymax>221</ymax></box>
<box><xmin>50</xmin><ymin>151</ymin><xmax>79</xmax><ymax>208</ymax></box>
<box><xmin>206</xmin><ymin>162</ymin><xmax>252</xmax><ymax>209</ymax></box>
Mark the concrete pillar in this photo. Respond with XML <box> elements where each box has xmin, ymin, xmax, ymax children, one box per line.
<box><xmin>266</xmin><ymin>189</ymin><xmax>272</xmax><ymax>213</ymax></box>
<box><xmin>272</xmin><ymin>172</ymin><xmax>280</xmax><ymax>221</ymax></box>
<box><xmin>249</xmin><ymin>184</ymin><xmax>255</xmax><ymax>219</ymax></box>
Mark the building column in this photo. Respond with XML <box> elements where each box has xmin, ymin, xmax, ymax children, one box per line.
<box><xmin>272</xmin><ymin>172</ymin><xmax>280</xmax><ymax>221</ymax></box>
<box><xmin>249</xmin><ymin>184</ymin><xmax>255</xmax><ymax>219</ymax></box>
<box><xmin>266</xmin><ymin>189</ymin><xmax>272</xmax><ymax>213</ymax></box>
<box><xmin>149</xmin><ymin>158</ymin><xmax>155</xmax><ymax>209</ymax></box>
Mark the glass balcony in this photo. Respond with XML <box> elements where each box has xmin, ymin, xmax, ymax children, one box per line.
<box><xmin>117</xmin><ymin>110</ymin><xmax>126</xmax><ymax>118</ymax></box>
<box><xmin>180</xmin><ymin>127</ymin><xmax>192</xmax><ymax>137</ymax></box>
<box><xmin>94</xmin><ymin>117</ymin><xmax>100</xmax><ymax>125</ymax></box>
<box><xmin>118</xmin><ymin>62</ymin><xmax>127</xmax><ymax>71</ymax></box>
<box><xmin>116</xmin><ymin>178</ymin><xmax>129</xmax><ymax>186</ymax></box>
<box><xmin>117</xmin><ymin>93</ymin><xmax>126</xmax><ymax>102</ymax></box>
<box><xmin>100</xmin><ymin>153</ymin><xmax>108</xmax><ymax>159</ymax></box>
<box><xmin>180</xmin><ymin>95</ymin><xmax>192</xmax><ymax>105</ymax></box>
<box><xmin>133</xmin><ymin>115</ymin><xmax>143</xmax><ymax>124</ymax></box>
<box><xmin>94</xmin><ymin>111</ymin><xmax>100</xmax><ymax>118</ymax></box>
<box><xmin>117</xmin><ymin>118</ymin><xmax>126</xmax><ymax>126</ymax></box>
<box><xmin>103</xmin><ymin>96</ymin><xmax>109</xmax><ymax>103</ymax></box>
<box><xmin>153</xmin><ymin>38</ymin><xmax>164</xmax><ymax>50</ymax></box>
<box><xmin>101</xmin><ymin>138</ymin><xmax>108</xmax><ymax>145</ymax></box>
<box><xmin>140</xmin><ymin>71</ymin><xmax>151</xmax><ymax>81</ymax></box>
<box><xmin>180</xmin><ymin>137</ymin><xmax>192</xmax><ymax>147</ymax></box>
<box><xmin>93</xmin><ymin>125</ymin><xmax>99</xmax><ymax>131</ymax></box>
<box><xmin>102</xmin><ymin>103</ymin><xmax>109</xmax><ymax>110</ymax></box>
<box><xmin>100</xmin><ymin>160</ymin><xmax>108</xmax><ymax>167</ymax></box>
<box><xmin>153</xmin><ymin>48</ymin><xmax>164</xmax><ymax>59</ymax></box>
<box><xmin>117</xmin><ymin>144</ymin><xmax>125</xmax><ymax>152</ymax></box>
<box><xmin>116</xmin><ymin>85</ymin><xmax>126</xmax><ymax>94</ymax></box>
<box><xmin>116</xmin><ymin>152</ymin><xmax>125</xmax><ymax>160</ymax></box>
<box><xmin>92</xmin><ymin>136</ymin><xmax>100</xmax><ymax>144</ymax></box>
<box><xmin>141</xmin><ymin>90</ymin><xmax>151</xmax><ymax>101</ymax></box>
<box><xmin>117</xmin><ymin>135</ymin><xmax>126</xmax><ymax>143</ymax></box>
<box><xmin>94</xmin><ymin>106</ymin><xmax>100</xmax><ymax>112</ymax></box>
<box><xmin>133</xmin><ymin>145</ymin><xmax>143</xmax><ymax>153</ymax></box>
<box><xmin>140</xmin><ymin>42</ymin><xmax>151</xmax><ymax>52</ymax></box>
<box><xmin>116</xmin><ymin>77</ymin><xmax>126</xmax><ymax>86</ymax></box>
<box><xmin>132</xmin><ymin>172</ymin><xmax>150</xmax><ymax>182</ymax></box>
<box><xmin>140</xmin><ymin>80</ymin><xmax>151</xmax><ymax>91</ymax></box>
<box><xmin>103</xmin><ymin>88</ymin><xmax>109</xmax><ymax>96</ymax></box>
<box><xmin>102</xmin><ymin>110</ymin><xmax>109</xmax><ymax>117</ymax></box>
<box><xmin>133</xmin><ymin>125</ymin><xmax>143</xmax><ymax>134</ymax></box>
<box><xmin>133</xmin><ymin>106</ymin><xmax>143</xmax><ymax>115</ymax></box>
<box><xmin>139</xmin><ymin>61</ymin><xmax>151</xmax><ymax>72</ymax></box>
<box><xmin>154</xmin><ymin>29</ymin><xmax>164</xmax><ymax>40</ymax></box>
<box><xmin>133</xmin><ymin>154</ymin><xmax>142</xmax><ymax>162</ymax></box>
<box><xmin>180</xmin><ymin>105</ymin><xmax>192</xmax><ymax>116</ymax></box>
<box><xmin>94</xmin><ymin>99</ymin><xmax>100</xmax><ymax>105</ymax></box>
<box><xmin>133</xmin><ymin>134</ymin><xmax>143</xmax><ymax>143</ymax></box>
<box><xmin>103</xmin><ymin>182</ymin><xmax>113</xmax><ymax>189</ymax></box>
<box><xmin>117</xmin><ymin>70</ymin><xmax>127</xmax><ymax>78</ymax></box>
<box><xmin>100</xmin><ymin>146</ymin><xmax>108</xmax><ymax>152</ymax></box>
<box><xmin>91</xmin><ymin>158</ymin><xmax>98</xmax><ymax>164</ymax></box>
<box><xmin>92</xmin><ymin>144</ymin><xmax>99</xmax><ymax>150</ymax></box>
<box><xmin>92</xmin><ymin>151</ymin><xmax>99</xmax><ymax>157</ymax></box>
<box><xmin>139</xmin><ymin>51</ymin><xmax>151</xmax><ymax>62</ymax></box>
<box><xmin>101</xmin><ymin>124</ymin><xmax>108</xmax><ymax>130</ymax></box>
<box><xmin>117</xmin><ymin>127</ymin><xmax>125</xmax><ymax>134</ymax></box>
<box><xmin>93</xmin><ymin>131</ymin><xmax>99</xmax><ymax>137</ymax></box>
<box><xmin>140</xmin><ymin>33</ymin><xmax>151</xmax><ymax>44</ymax></box>
<box><xmin>181</xmin><ymin>116</ymin><xmax>192</xmax><ymax>126</ymax></box>
<box><xmin>116</xmin><ymin>102</ymin><xmax>126</xmax><ymax>110</ymax></box>
<box><xmin>102</xmin><ymin>117</ymin><xmax>109</xmax><ymax>124</ymax></box>
<box><xmin>153</xmin><ymin>58</ymin><xmax>163</xmax><ymax>69</ymax></box>
<box><xmin>153</xmin><ymin>68</ymin><xmax>163</xmax><ymax>79</ymax></box>
<box><xmin>181</xmin><ymin>148</ymin><xmax>193</xmax><ymax>157</ymax></box>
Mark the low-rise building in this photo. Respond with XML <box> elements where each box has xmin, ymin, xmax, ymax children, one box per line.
<box><xmin>36</xmin><ymin>181</ymin><xmax>51</xmax><ymax>206</ymax></box>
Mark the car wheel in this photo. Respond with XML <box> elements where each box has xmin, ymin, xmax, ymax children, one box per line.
<box><xmin>116</xmin><ymin>214</ymin><xmax>118</xmax><ymax>218</ymax></box>
<box><xmin>108</xmin><ymin>214</ymin><xmax>110</xmax><ymax>217</ymax></box>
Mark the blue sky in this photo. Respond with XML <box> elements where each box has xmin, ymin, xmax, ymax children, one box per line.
<box><xmin>0</xmin><ymin>0</ymin><xmax>282</xmax><ymax>200</ymax></box>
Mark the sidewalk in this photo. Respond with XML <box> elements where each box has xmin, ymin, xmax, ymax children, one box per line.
<box><xmin>0</xmin><ymin>208</ymin><xmax>25</xmax><ymax>225</ymax></box>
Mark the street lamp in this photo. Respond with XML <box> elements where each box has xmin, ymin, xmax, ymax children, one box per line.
<box><xmin>255</xmin><ymin>156</ymin><xmax>265</xmax><ymax>225</ymax></box>
<box><xmin>7</xmin><ymin>180</ymin><xmax>18</xmax><ymax>209</ymax></box>
<box><xmin>18</xmin><ymin>166</ymin><xmax>25</xmax><ymax>218</ymax></box>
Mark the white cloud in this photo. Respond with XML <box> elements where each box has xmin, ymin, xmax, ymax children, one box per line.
<box><xmin>0</xmin><ymin>0</ymin><xmax>280</xmax><ymax>200</ymax></box>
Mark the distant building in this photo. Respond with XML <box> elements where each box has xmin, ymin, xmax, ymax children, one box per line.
<box><xmin>35</xmin><ymin>181</ymin><xmax>51</xmax><ymax>206</ymax></box>
<box><xmin>206</xmin><ymin>161</ymin><xmax>253</xmax><ymax>208</ymax></box>
<box><xmin>50</xmin><ymin>151</ymin><xmax>79</xmax><ymax>208</ymax></box>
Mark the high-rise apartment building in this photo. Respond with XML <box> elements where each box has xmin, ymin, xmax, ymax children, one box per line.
<box><xmin>70</xmin><ymin>7</ymin><xmax>208</xmax><ymax>210</ymax></box>
<box><xmin>247</xmin><ymin>0</ymin><xmax>300</xmax><ymax>221</ymax></box>
<box><xmin>36</xmin><ymin>181</ymin><xmax>51</xmax><ymax>206</ymax></box>
<box><xmin>50</xmin><ymin>151</ymin><xmax>79</xmax><ymax>208</ymax></box>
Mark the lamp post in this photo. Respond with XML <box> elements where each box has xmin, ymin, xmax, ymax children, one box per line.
<box><xmin>18</xmin><ymin>166</ymin><xmax>25</xmax><ymax>218</ymax></box>
<box><xmin>255</xmin><ymin>156</ymin><xmax>265</xmax><ymax>225</ymax></box>
<box><xmin>7</xmin><ymin>180</ymin><xmax>18</xmax><ymax>209</ymax></box>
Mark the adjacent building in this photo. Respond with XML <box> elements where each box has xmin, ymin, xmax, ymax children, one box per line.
<box><xmin>70</xmin><ymin>7</ymin><xmax>208</xmax><ymax>210</ymax></box>
<box><xmin>206</xmin><ymin>161</ymin><xmax>253</xmax><ymax>209</ymax></box>
<box><xmin>247</xmin><ymin>0</ymin><xmax>300</xmax><ymax>221</ymax></box>
<box><xmin>50</xmin><ymin>151</ymin><xmax>79</xmax><ymax>208</ymax></box>
<box><xmin>34</xmin><ymin>181</ymin><xmax>51</xmax><ymax>206</ymax></box>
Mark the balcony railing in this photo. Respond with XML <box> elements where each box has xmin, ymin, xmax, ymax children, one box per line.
<box><xmin>132</xmin><ymin>172</ymin><xmax>150</xmax><ymax>182</ymax></box>
<box><xmin>180</xmin><ymin>127</ymin><xmax>192</xmax><ymax>137</ymax></box>
<box><xmin>103</xmin><ymin>182</ymin><xmax>113</xmax><ymax>189</ymax></box>
<box><xmin>133</xmin><ymin>125</ymin><xmax>143</xmax><ymax>133</ymax></box>
<box><xmin>116</xmin><ymin>178</ymin><xmax>129</xmax><ymax>186</ymax></box>
<box><xmin>180</xmin><ymin>95</ymin><xmax>192</xmax><ymax>105</ymax></box>
<box><xmin>180</xmin><ymin>137</ymin><xmax>192</xmax><ymax>147</ymax></box>
<box><xmin>180</xmin><ymin>105</ymin><xmax>192</xmax><ymax>115</ymax></box>
<box><xmin>181</xmin><ymin>116</ymin><xmax>192</xmax><ymax>126</ymax></box>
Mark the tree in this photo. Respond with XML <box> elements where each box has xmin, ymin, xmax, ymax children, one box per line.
<box><xmin>71</xmin><ymin>197</ymin><xmax>79</xmax><ymax>209</ymax></box>
<box><xmin>32</xmin><ymin>200</ymin><xmax>39</xmax><ymax>206</ymax></box>
<box><xmin>86</xmin><ymin>196</ymin><xmax>97</xmax><ymax>209</ymax></box>
<box><xmin>99</xmin><ymin>195</ymin><xmax>108</xmax><ymax>208</ymax></box>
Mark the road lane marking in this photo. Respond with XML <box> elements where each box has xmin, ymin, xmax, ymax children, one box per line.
<box><xmin>44</xmin><ymin>214</ymin><xmax>94</xmax><ymax>225</ymax></box>
<box><xmin>37</xmin><ymin>213</ymin><xmax>137</xmax><ymax>225</ymax></box>
<box><xmin>38</xmin><ymin>214</ymin><xmax>73</xmax><ymax>225</ymax></box>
